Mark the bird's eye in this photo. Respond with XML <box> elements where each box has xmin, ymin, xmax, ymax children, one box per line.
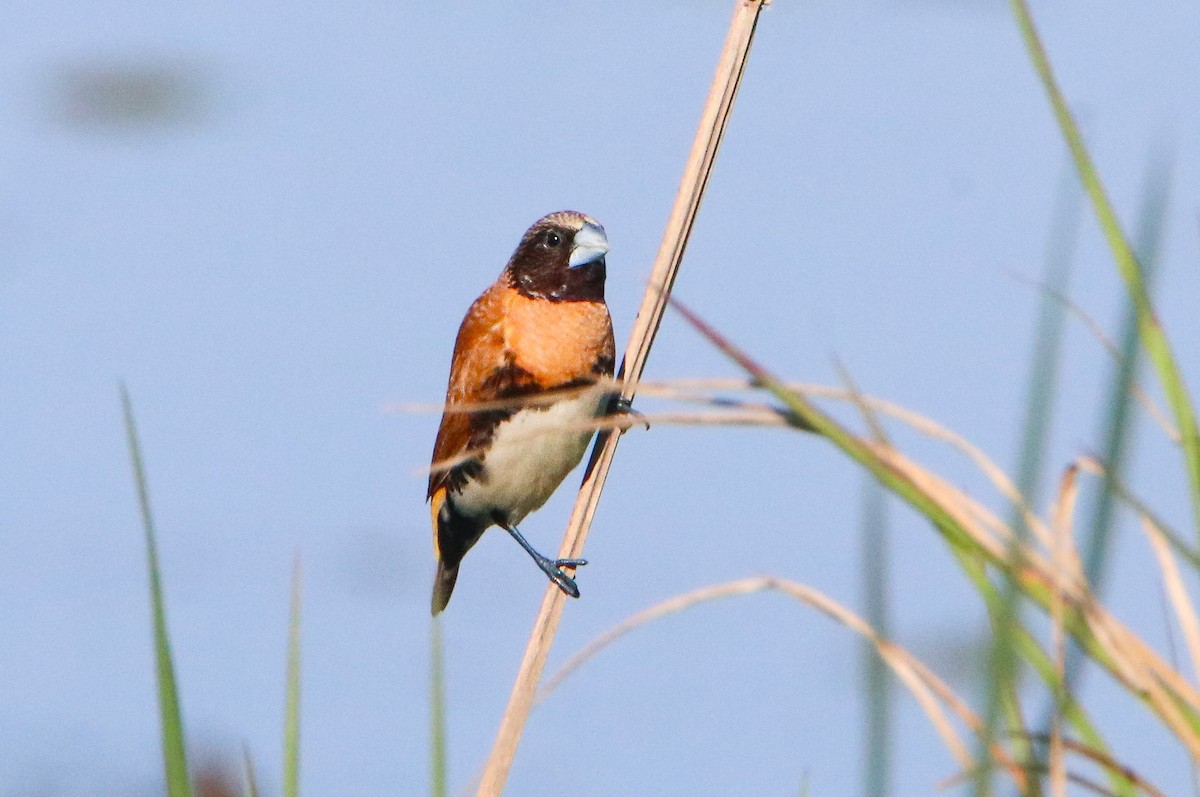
<box><xmin>544</xmin><ymin>231</ymin><xmax>562</xmax><ymax>248</ymax></box>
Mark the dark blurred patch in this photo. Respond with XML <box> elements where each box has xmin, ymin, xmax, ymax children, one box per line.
<box><xmin>193</xmin><ymin>761</ymin><xmax>243</xmax><ymax>797</ymax></box>
<box><xmin>50</xmin><ymin>57</ymin><xmax>210</xmax><ymax>130</ymax></box>
<box><xmin>190</xmin><ymin>747</ymin><xmax>256</xmax><ymax>797</ymax></box>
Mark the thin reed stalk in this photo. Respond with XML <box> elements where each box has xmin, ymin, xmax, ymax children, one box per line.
<box><xmin>474</xmin><ymin>2</ymin><xmax>771</xmax><ymax>793</ymax></box>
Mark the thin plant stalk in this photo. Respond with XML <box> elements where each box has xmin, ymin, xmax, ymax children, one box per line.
<box><xmin>283</xmin><ymin>558</ymin><xmax>302</xmax><ymax>797</ymax></box>
<box><xmin>977</xmin><ymin>156</ymin><xmax>1082</xmax><ymax>797</ymax></box>
<box><xmin>1049</xmin><ymin>466</ymin><xmax>1079</xmax><ymax>797</ymax></box>
<box><xmin>430</xmin><ymin>617</ymin><xmax>448</xmax><ymax>797</ymax></box>
<box><xmin>861</xmin><ymin>481</ymin><xmax>893</xmax><ymax>797</ymax></box>
<box><xmin>1078</xmin><ymin>149</ymin><xmax>1172</xmax><ymax>595</ymax></box>
<box><xmin>121</xmin><ymin>385</ymin><xmax>194</xmax><ymax>797</ymax></box>
<box><xmin>840</xmin><ymin>363</ymin><xmax>895</xmax><ymax>797</ymax></box>
<box><xmin>474</xmin><ymin>2</ymin><xmax>770</xmax><ymax>794</ymax></box>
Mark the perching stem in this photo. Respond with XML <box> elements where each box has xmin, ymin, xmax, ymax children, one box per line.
<box><xmin>474</xmin><ymin>2</ymin><xmax>771</xmax><ymax>794</ymax></box>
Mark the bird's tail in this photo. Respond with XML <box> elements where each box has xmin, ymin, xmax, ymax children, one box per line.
<box><xmin>431</xmin><ymin>559</ymin><xmax>460</xmax><ymax>616</ymax></box>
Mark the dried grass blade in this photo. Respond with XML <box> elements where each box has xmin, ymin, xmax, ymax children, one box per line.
<box><xmin>1140</xmin><ymin>516</ymin><xmax>1200</xmax><ymax>686</ymax></box>
<box><xmin>534</xmin><ymin>576</ymin><xmax>1031</xmax><ymax>785</ymax></box>
<box><xmin>1050</xmin><ymin>464</ymin><xmax>1080</xmax><ymax>797</ymax></box>
<box><xmin>671</xmin><ymin>301</ymin><xmax>1200</xmax><ymax>758</ymax></box>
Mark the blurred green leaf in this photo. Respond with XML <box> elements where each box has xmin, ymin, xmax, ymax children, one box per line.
<box><xmin>431</xmin><ymin>617</ymin><xmax>448</xmax><ymax>797</ymax></box>
<box><xmin>283</xmin><ymin>558</ymin><xmax>302</xmax><ymax>797</ymax></box>
<box><xmin>121</xmin><ymin>384</ymin><xmax>194</xmax><ymax>797</ymax></box>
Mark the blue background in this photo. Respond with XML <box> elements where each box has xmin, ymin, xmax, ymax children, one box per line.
<box><xmin>3</xmin><ymin>1</ymin><xmax>1199</xmax><ymax>794</ymax></box>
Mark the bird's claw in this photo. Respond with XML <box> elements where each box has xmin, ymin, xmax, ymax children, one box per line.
<box><xmin>608</xmin><ymin>395</ymin><xmax>650</xmax><ymax>431</ymax></box>
<box><xmin>548</xmin><ymin>566</ymin><xmax>581</xmax><ymax>598</ymax></box>
<box><xmin>538</xmin><ymin>557</ymin><xmax>586</xmax><ymax>598</ymax></box>
<box><xmin>610</xmin><ymin>396</ymin><xmax>633</xmax><ymax>413</ymax></box>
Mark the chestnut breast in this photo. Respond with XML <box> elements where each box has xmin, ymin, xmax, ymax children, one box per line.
<box><xmin>503</xmin><ymin>292</ymin><xmax>614</xmax><ymax>386</ymax></box>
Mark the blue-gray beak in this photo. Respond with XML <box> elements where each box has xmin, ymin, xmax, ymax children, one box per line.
<box><xmin>568</xmin><ymin>221</ymin><xmax>609</xmax><ymax>268</ymax></box>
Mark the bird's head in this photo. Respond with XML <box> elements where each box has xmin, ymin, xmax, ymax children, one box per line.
<box><xmin>506</xmin><ymin>210</ymin><xmax>608</xmax><ymax>302</ymax></box>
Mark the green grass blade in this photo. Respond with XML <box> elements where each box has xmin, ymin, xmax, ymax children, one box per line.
<box><xmin>120</xmin><ymin>384</ymin><xmax>194</xmax><ymax>797</ymax></box>
<box><xmin>1009</xmin><ymin>0</ymin><xmax>1200</xmax><ymax>542</ymax></box>
<box><xmin>1011</xmin><ymin>162</ymin><xmax>1083</xmax><ymax>517</ymax></box>
<box><xmin>977</xmin><ymin>158</ymin><xmax>1081</xmax><ymax>797</ymax></box>
<box><xmin>1079</xmin><ymin>150</ymin><xmax>1172</xmax><ymax>593</ymax></box>
<box><xmin>860</xmin><ymin>480</ymin><xmax>892</xmax><ymax>797</ymax></box>
<box><xmin>430</xmin><ymin>617</ymin><xmax>448</xmax><ymax>797</ymax></box>
<box><xmin>1040</xmin><ymin>150</ymin><xmax>1174</xmax><ymax>776</ymax></box>
<box><xmin>955</xmin><ymin>550</ymin><xmax>1137</xmax><ymax>797</ymax></box>
<box><xmin>283</xmin><ymin>557</ymin><xmax>302</xmax><ymax>797</ymax></box>
<box><xmin>823</xmin><ymin>363</ymin><xmax>896</xmax><ymax>796</ymax></box>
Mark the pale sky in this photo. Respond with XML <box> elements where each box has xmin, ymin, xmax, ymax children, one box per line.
<box><xmin>3</xmin><ymin>1</ymin><xmax>1199</xmax><ymax>794</ymax></box>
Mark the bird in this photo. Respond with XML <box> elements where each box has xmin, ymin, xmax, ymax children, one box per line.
<box><xmin>427</xmin><ymin>210</ymin><xmax>617</xmax><ymax>615</ymax></box>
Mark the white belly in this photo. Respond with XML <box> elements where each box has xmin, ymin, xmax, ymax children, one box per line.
<box><xmin>453</xmin><ymin>391</ymin><xmax>606</xmax><ymax>526</ymax></box>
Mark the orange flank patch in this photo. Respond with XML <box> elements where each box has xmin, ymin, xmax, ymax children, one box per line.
<box><xmin>429</xmin><ymin>487</ymin><xmax>447</xmax><ymax>559</ymax></box>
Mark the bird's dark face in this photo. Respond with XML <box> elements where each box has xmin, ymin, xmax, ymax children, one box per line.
<box><xmin>505</xmin><ymin>211</ymin><xmax>608</xmax><ymax>302</ymax></box>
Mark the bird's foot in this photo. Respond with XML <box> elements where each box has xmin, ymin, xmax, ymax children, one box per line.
<box><xmin>608</xmin><ymin>395</ymin><xmax>650</xmax><ymax>431</ymax></box>
<box><xmin>500</xmin><ymin>518</ymin><xmax>590</xmax><ymax>599</ymax></box>
<box><xmin>536</xmin><ymin>556</ymin><xmax>587</xmax><ymax>598</ymax></box>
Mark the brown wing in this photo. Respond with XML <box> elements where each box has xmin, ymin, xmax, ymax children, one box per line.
<box><xmin>428</xmin><ymin>284</ymin><xmax>533</xmax><ymax>500</ymax></box>
<box><xmin>427</xmin><ymin>283</ymin><xmax>616</xmax><ymax>502</ymax></box>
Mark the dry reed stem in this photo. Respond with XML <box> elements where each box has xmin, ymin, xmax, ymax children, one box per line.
<box><xmin>804</xmin><ymin>404</ymin><xmax>1200</xmax><ymax>752</ymax></box>
<box><xmin>945</xmin><ymin>766</ymin><xmax>1153</xmax><ymax>797</ymax></box>
<box><xmin>1140</xmin><ymin>516</ymin><xmax>1200</xmax><ymax>686</ymax></box>
<box><xmin>428</xmin><ymin>377</ymin><xmax>1200</xmax><ymax>784</ymax></box>
<box><xmin>474</xmin><ymin>3</ymin><xmax>770</xmax><ymax>794</ymax></box>
<box><xmin>408</xmin><ymin>374</ymin><xmax>1058</xmax><ymax>554</ymax></box>
<box><xmin>649</xmin><ymin>378</ymin><xmax>1062</xmax><ymax>554</ymax></box>
<box><xmin>600</xmin><ymin>385</ymin><xmax>1200</xmax><ymax>738</ymax></box>
<box><xmin>459</xmin><ymin>382</ymin><xmax>1200</xmax><ymax>739</ymax></box>
<box><xmin>1054</xmin><ymin>738</ymin><xmax>1168</xmax><ymax>797</ymax></box>
<box><xmin>396</xmin><ymin>371</ymin><xmax>1183</xmax><ymax>566</ymax></box>
<box><xmin>416</xmin><ymin>409</ymin><xmax>779</xmax><ymax>479</ymax></box>
<box><xmin>531</xmin><ymin>576</ymin><xmax>1026</xmax><ymax>788</ymax></box>
<box><xmin>1049</xmin><ymin>464</ymin><xmax>1080</xmax><ymax>797</ymax></box>
<box><xmin>396</xmin><ymin>376</ymin><xmax>1137</xmax><ymax>564</ymax></box>
<box><xmin>406</xmin><ymin>357</ymin><xmax>1200</xmax><ymax>771</ymax></box>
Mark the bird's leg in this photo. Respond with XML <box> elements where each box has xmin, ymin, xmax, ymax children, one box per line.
<box><xmin>495</xmin><ymin>516</ymin><xmax>587</xmax><ymax>598</ymax></box>
<box><xmin>607</xmin><ymin>394</ymin><xmax>650</xmax><ymax>431</ymax></box>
